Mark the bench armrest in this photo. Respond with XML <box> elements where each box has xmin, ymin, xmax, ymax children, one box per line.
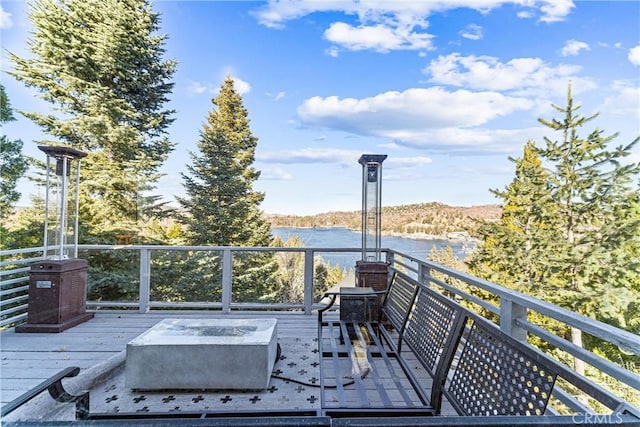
<box><xmin>317</xmin><ymin>292</ymin><xmax>338</xmax><ymax>323</ymax></box>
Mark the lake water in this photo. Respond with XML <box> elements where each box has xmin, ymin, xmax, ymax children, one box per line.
<box><xmin>272</xmin><ymin>227</ymin><xmax>471</xmax><ymax>271</ymax></box>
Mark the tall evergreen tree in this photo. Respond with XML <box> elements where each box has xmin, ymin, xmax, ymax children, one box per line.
<box><xmin>470</xmin><ymin>84</ymin><xmax>640</xmax><ymax>373</ymax></box>
<box><xmin>0</xmin><ymin>84</ymin><xmax>29</xmax><ymax>224</ymax></box>
<box><xmin>178</xmin><ymin>76</ymin><xmax>277</xmax><ymax>301</ymax></box>
<box><xmin>179</xmin><ymin>76</ymin><xmax>271</xmax><ymax>247</ymax></box>
<box><xmin>538</xmin><ymin>85</ymin><xmax>639</xmax><ymax>371</ymax></box>
<box><xmin>469</xmin><ymin>141</ymin><xmax>558</xmax><ymax>293</ymax></box>
<box><xmin>8</xmin><ymin>0</ymin><xmax>176</xmax><ymax>235</ymax></box>
<box><xmin>538</xmin><ymin>85</ymin><xmax>640</xmax><ymax>320</ymax></box>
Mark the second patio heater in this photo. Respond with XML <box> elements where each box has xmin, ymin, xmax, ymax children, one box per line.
<box><xmin>355</xmin><ymin>154</ymin><xmax>389</xmax><ymax>292</ymax></box>
<box><xmin>16</xmin><ymin>145</ymin><xmax>94</xmax><ymax>333</ymax></box>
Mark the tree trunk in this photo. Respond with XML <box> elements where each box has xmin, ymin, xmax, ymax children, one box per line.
<box><xmin>571</xmin><ymin>326</ymin><xmax>585</xmax><ymax>375</ymax></box>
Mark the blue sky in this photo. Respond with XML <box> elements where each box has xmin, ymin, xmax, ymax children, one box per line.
<box><xmin>2</xmin><ymin>0</ymin><xmax>639</xmax><ymax>215</ymax></box>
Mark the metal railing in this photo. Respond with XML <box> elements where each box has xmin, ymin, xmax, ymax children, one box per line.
<box><xmin>1</xmin><ymin>244</ymin><xmax>639</xmax><ymax>414</ymax></box>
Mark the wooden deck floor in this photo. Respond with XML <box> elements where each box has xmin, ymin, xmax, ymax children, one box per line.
<box><xmin>0</xmin><ymin>310</ymin><xmax>322</xmax><ymax>407</ymax></box>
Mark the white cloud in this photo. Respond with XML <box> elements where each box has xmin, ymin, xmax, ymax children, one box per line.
<box><xmin>325</xmin><ymin>46</ymin><xmax>340</xmax><ymax>57</ymax></box>
<box><xmin>460</xmin><ymin>24</ymin><xmax>483</xmax><ymax>41</ymax></box>
<box><xmin>186</xmin><ymin>76</ymin><xmax>251</xmax><ymax>97</ymax></box>
<box><xmin>259</xmin><ymin>166</ymin><xmax>294</xmax><ymax>180</ymax></box>
<box><xmin>561</xmin><ymin>39</ymin><xmax>590</xmax><ymax>56</ymax></box>
<box><xmin>424</xmin><ymin>53</ymin><xmax>595</xmax><ymax>97</ymax></box>
<box><xmin>253</xmin><ymin>1</ymin><xmax>574</xmax><ymax>29</ymax></box>
<box><xmin>296</xmin><ymin>87</ymin><xmax>534</xmax><ymax>153</ymax></box>
<box><xmin>232</xmin><ymin>77</ymin><xmax>251</xmax><ymax>95</ymax></box>
<box><xmin>387</xmin><ymin>156</ymin><xmax>432</xmax><ymax>168</ymax></box>
<box><xmin>324</xmin><ymin>22</ymin><xmax>433</xmax><ymax>52</ymax></box>
<box><xmin>258</xmin><ymin>148</ymin><xmax>362</xmax><ymax>166</ymax></box>
<box><xmin>602</xmin><ymin>81</ymin><xmax>640</xmax><ymax>116</ymax></box>
<box><xmin>252</xmin><ymin>1</ymin><xmax>573</xmax><ymax>53</ymax></box>
<box><xmin>266</xmin><ymin>91</ymin><xmax>286</xmax><ymax>100</ymax></box>
<box><xmin>391</xmin><ymin>126</ymin><xmax>551</xmax><ymax>154</ymax></box>
<box><xmin>186</xmin><ymin>80</ymin><xmax>213</xmax><ymax>96</ymax></box>
<box><xmin>516</xmin><ymin>10</ymin><xmax>534</xmax><ymax>19</ymax></box>
<box><xmin>537</xmin><ymin>0</ymin><xmax>575</xmax><ymax>23</ymax></box>
<box><xmin>0</xmin><ymin>5</ymin><xmax>13</xmax><ymax>29</ymax></box>
<box><xmin>629</xmin><ymin>45</ymin><xmax>640</xmax><ymax>66</ymax></box>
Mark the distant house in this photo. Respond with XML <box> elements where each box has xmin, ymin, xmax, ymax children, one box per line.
<box><xmin>447</xmin><ymin>231</ymin><xmax>470</xmax><ymax>241</ymax></box>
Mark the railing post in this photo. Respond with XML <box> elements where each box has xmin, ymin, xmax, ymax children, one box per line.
<box><xmin>417</xmin><ymin>260</ymin><xmax>432</xmax><ymax>288</ymax></box>
<box><xmin>221</xmin><ymin>248</ymin><xmax>232</xmax><ymax>314</ymax></box>
<box><xmin>139</xmin><ymin>248</ymin><xmax>150</xmax><ymax>313</ymax></box>
<box><xmin>385</xmin><ymin>250</ymin><xmax>394</xmax><ymax>268</ymax></box>
<box><xmin>303</xmin><ymin>249</ymin><xmax>314</xmax><ymax>315</ymax></box>
<box><xmin>418</xmin><ymin>263</ymin><xmax>426</xmax><ymax>285</ymax></box>
<box><xmin>500</xmin><ymin>297</ymin><xmax>528</xmax><ymax>342</ymax></box>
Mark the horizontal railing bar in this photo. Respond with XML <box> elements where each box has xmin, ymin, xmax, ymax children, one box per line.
<box><xmin>85</xmin><ymin>302</ymin><xmax>337</xmax><ymax>312</ymax></box>
<box><xmin>0</xmin><ymin>257</ymin><xmax>45</xmax><ymax>268</ymax></box>
<box><xmin>86</xmin><ymin>302</ymin><xmax>139</xmax><ymax>308</ymax></box>
<box><xmin>391</xmin><ymin>259</ymin><xmax>419</xmax><ymax>275</ymax></box>
<box><xmin>0</xmin><ymin>276</ymin><xmax>29</xmax><ymax>287</ymax></box>
<box><xmin>148</xmin><ymin>301</ymin><xmax>223</xmax><ymax>309</ymax></box>
<box><xmin>0</xmin><ymin>303</ymin><xmax>28</xmax><ymax>317</ymax></box>
<box><xmin>229</xmin><ymin>302</ymin><xmax>305</xmax><ymax>310</ymax></box>
<box><xmin>518</xmin><ymin>319</ymin><xmax>640</xmax><ymax>388</ymax></box>
<box><xmin>552</xmin><ymin>386</ymin><xmax>596</xmax><ymax>414</ymax></box>
<box><xmin>0</xmin><ymin>247</ymin><xmax>45</xmax><ymax>257</ymax></box>
<box><xmin>425</xmin><ymin>273</ymin><xmax>500</xmax><ymax>316</ymax></box>
<box><xmin>0</xmin><ymin>285</ymin><xmax>29</xmax><ymax>297</ymax></box>
<box><xmin>0</xmin><ymin>312</ymin><xmax>27</xmax><ymax>328</ymax></box>
<box><xmin>0</xmin><ymin>294</ymin><xmax>28</xmax><ymax>307</ymax></box>
<box><xmin>77</xmin><ymin>244</ymin><xmax>367</xmax><ymax>253</ymax></box>
<box><xmin>0</xmin><ymin>266</ymin><xmax>32</xmax><ymax>277</ymax></box>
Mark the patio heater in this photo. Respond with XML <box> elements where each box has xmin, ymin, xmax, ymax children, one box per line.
<box><xmin>16</xmin><ymin>145</ymin><xmax>94</xmax><ymax>333</ymax></box>
<box><xmin>355</xmin><ymin>154</ymin><xmax>389</xmax><ymax>292</ymax></box>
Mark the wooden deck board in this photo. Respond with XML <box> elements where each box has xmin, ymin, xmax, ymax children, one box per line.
<box><xmin>0</xmin><ymin>311</ymin><xmax>324</xmax><ymax>406</ymax></box>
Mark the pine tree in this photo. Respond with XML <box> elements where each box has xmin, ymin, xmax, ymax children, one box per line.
<box><xmin>0</xmin><ymin>84</ymin><xmax>29</xmax><ymax>224</ymax></box>
<box><xmin>470</xmin><ymin>84</ymin><xmax>640</xmax><ymax>374</ymax></box>
<box><xmin>179</xmin><ymin>76</ymin><xmax>271</xmax><ymax>246</ymax></box>
<box><xmin>178</xmin><ymin>76</ymin><xmax>277</xmax><ymax>302</ymax></box>
<box><xmin>538</xmin><ymin>85</ymin><xmax>640</xmax><ymax>371</ymax></box>
<box><xmin>469</xmin><ymin>141</ymin><xmax>558</xmax><ymax>293</ymax></box>
<box><xmin>538</xmin><ymin>84</ymin><xmax>639</xmax><ymax>318</ymax></box>
<box><xmin>8</xmin><ymin>0</ymin><xmax>175</xmax><ymax>235</ymax></box>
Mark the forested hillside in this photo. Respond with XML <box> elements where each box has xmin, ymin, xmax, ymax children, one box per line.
<box><xmin>266</xmin><ymin>202</ymin><xmax>501</xmax><ymax>238</ymax></box>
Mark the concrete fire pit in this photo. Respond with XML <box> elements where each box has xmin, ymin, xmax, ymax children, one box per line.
<box><xmin>126</xmin><ymin>318</ymin><xmax>278</xmax><ymax>390</ymax></box>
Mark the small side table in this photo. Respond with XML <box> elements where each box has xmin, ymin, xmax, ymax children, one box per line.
<box><xmin>339</xmin><ymin>287</ymin><xmax>378</xmax><ymax>322</ymax></box>
<box><xmin>339</xmin><ymin>287</ymin><xmax>381</xmax><ymax>343</ymax></box>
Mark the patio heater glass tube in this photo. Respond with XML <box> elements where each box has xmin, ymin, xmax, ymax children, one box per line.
<box><xmin>38</xmin><ymin>145</ymin><xmax>87</xmax><ymax>260</ymax></box>
<box><xmin>358</xmin><ymin>154</ymin><xmax>387</xmax><ymax>261</ymax></box>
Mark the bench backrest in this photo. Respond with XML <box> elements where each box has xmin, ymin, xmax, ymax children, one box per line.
<box><xmin>443</xmin><ymin>312</ymin><xmax>559</xmax><ymax>416</ymax></box>
<box><xmin>380</xmin><ymin>271</ymin><xmax>419</xmax><ymax>338</ymax></box>
<box><xmin>402</xmin><ymin>281</ymin><xmax>466</xmax><ymax>373</ymax></box>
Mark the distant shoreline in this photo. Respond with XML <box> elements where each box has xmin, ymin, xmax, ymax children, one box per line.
<box><xmin>272</xmin><ymin>225</ymin><xmax>477</xmax><ymax>244</ymax></box>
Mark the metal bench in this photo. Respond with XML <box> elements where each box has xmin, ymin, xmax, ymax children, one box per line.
<box><xmin>317</xmin><ymin>270</ymin><xmax>640</xmax><ymax>423</ymax></box>
<box><xmin>317</xmin><ymin>270</ymin><xmax>467</xmax><ymax>417</ymax></box>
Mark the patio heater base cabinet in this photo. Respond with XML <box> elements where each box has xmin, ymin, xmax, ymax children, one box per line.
<box><xmin>16</xmin><ymin>259</ymin><xmax>94</xmax><ymax>333</ymax></box>
<box><xmin>355</xmin><ymin>260</ymin><xmax>389</xmax><ymax>292</ymax></box>
<box><xmin>355</xmin><ymin>261</ymin><xmax>389</xmax><ymax>323</ymax></box>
